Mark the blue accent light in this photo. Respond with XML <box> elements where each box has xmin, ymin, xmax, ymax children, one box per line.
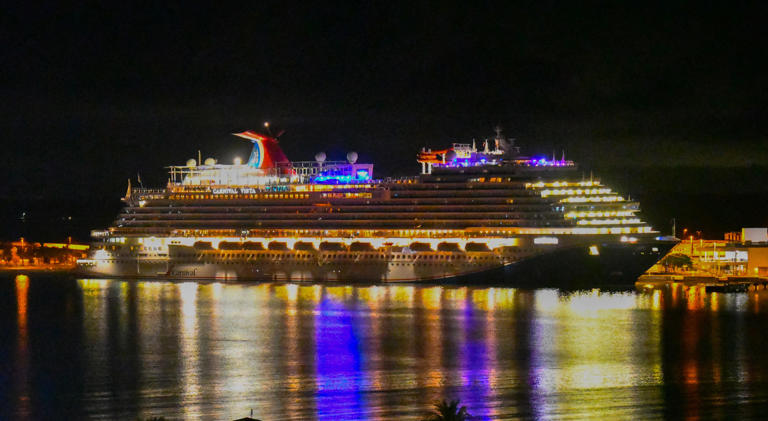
<box><xmin>313</xmin><ymin>169</ymin><xmax>371</xmax><ymax>184</ymax></box>
<box><xmin>247</xmin><ymin>140</ymin><xmax>263</xmax><ymax>168</ymax></box>
<box><xmin>313</xmin><ymin>174</ymin><xmax>354</xmax><ymax>184</ymax></box>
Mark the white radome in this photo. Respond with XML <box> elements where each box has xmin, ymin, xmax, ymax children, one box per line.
<box><xmin>186</xmin><ymin>159</ymin><xmax>197</xmax><ymax>167</ymax></box>
<box><xmin>204</xmin><ymin>158</ymin><xmax>216</xmax><ymax>166</ymax></box>
<box><xmin>347</xmin><ymin>151</ymin><xmax>358</xmax><ymax>164</ymax></box>
<box><xmin>315</xmin><ymin>152</ymin><xmax>326</xmax><ymax>163</ymax></box>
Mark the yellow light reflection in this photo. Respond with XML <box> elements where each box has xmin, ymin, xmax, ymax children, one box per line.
<box><xmin>534</xmin><ymin>289</ymin><xmax>561</xmax><ymax>312</ymax></box>
<box><xmin>529</xmin><ymin>287</ymin><xmax>663</xmax><ymax>417</ymax></box>
<box><xmin>562</xmin><ymin>290</ymin><xmax>638</xmax><ymax>314</ymax></box>
<box><xmin>179</xmin><ymin>282</ymin><xmax>198</xmax><ymax>321</ymax></box>
<box><xmin>211</xmin><ymin>282</ymin><xmax>223</xmax><ymax>301</ymax></box>
<box><xmin>421</xmin><ymin>287</ymin><xmax>442</xmax><ymax>310</ymax></box>
<box><xmin>178</xmin><ymin>282</ymin><xmax>200</xmax><ymax>419</ymax></box>
<box><xmin>471</xmin><ymin>288</ymin><xmax>495</xmax><ymax>311</ymax></box>
<box><xmin>686</xmin><ymin>286</ymin><xmax>705</xmax><ymax>311</ymax></box>
<box><xmin>391</xmin><ymin>286</ymin><xmax>415</xmax><ymax>306</ymax></box>
<box><xmin>358</xmin><ymin>286</ymin><xmax>385</xmax><ymax>310</ymax></box>
<box><xmin>298</xmin><ymin>284</ymin><xmax>322</xmax><ymax>304</ymax></box>
<box><xmin>285</xmin><ymin>283</ymin><xmax>299</xmax><ymax>303</ymax></box>
<box><xmin>326</xmin><ymin>286</ymin><xmax>349</xmax><ymax>302</ymax></box>
<box><xmin>15</xmin><ymin>274</ymin><xmax>30</xmax><ymax>414</ymax></box>
<box><xmin>15</xmin><ymin>275</ymin><xmax>29</xmax><ymax>332</ymax></box>
<box><xmin>651</xmin><ymin>289</ymin><xmax>661</xmax><ymax>310</ymax></box>
<box><xmin>444</xmin><ymin>287</ymin><xmax>467</xmax><ymax>310</ymax></box>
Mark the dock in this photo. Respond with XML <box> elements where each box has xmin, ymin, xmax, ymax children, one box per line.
<box><xmin>637</xmin><ymin>229</ymin><xmax>768</xmax><ymax>292</ymax></box>
<box><xmin>637</xmin><ymin>273</ymin><xmax>768</xmax><ymax>293</ymax></box>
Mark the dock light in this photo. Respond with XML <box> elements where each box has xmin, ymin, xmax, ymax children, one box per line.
<box><xmin>264</xmin><ymin>122</ymin><xmax>270</xmax><ymax>128</ymax></box>
<box><xmin>234</xmin><ymin>156</ymin><xmax>242</xmax><ymax>165</ymax></box>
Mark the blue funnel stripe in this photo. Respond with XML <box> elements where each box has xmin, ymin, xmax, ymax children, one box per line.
<box><xmin>247</xmin><ymin>140</ymin><xmax>263</xmax><ymax>168</ymax></box>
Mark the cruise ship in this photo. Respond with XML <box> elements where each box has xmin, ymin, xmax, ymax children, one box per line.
<box><xmin>77</xmin><ymin>127</ymin><xmax>675</xmax><ymax>285</ymax></box>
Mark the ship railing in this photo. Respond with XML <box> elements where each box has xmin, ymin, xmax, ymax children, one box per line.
<box><xmin>287</xmin><ymin>160</ymin><xmax>348</xmax><ymax>168</ymax></box>
<box><xmin>382</xmin><ymin>176</ymin><xmax>418</xmax><ymax>183</ymax></box>
<box><xmin>133</xmin><ymin>188</ymin><xmax>166</xmax><ymax>194</ymax></box>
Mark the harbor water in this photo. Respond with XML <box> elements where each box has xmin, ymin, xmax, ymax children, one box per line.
<box><xmin>2</xmin><ymin>274</ymin><xmax>768</xmax><ymax>420</ymax></box>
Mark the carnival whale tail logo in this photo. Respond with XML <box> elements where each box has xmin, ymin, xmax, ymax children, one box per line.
<box><xmin>233</xmin><ymin>130</ymin><xmax>290</xmax><ymax>169</ymax></box>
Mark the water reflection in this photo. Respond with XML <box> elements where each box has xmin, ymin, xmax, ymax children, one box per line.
<box><xmin>14</xmin><ymin>275</ymin><xmax>29</xmax><ymax>416</ymax></box>
<box><xmin>3</xmin><ymin>277</ymin><xmax>768</xmax><ymax>419</ymax></box>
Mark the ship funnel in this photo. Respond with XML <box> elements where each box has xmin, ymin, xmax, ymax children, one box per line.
<box><xmin>233</xmin><ymin>130</ymin><xmax>291</xmax><ymax>169</ymax></box>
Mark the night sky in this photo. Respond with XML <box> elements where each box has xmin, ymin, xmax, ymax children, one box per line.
<box><xmin>3</xmin><ymin>2</ymin><xmax>768</xmax><ymax>239</ymax></box>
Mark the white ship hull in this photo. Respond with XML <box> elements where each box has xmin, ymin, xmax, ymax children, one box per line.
<box><xmin>77</xmin><ymin>248</ymin><xmax>516</xmax><ymax>282</ymax></box>
<box><xmin>77</xmin><ymin>239</ymin><xmax>674</xmax><ymax>285</ymax></box>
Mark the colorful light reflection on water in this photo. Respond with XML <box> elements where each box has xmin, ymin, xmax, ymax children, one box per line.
<box><xmin>3</xmin><ymin>278</ymin><xmax>768</xmax><ymax>419</ymax></box>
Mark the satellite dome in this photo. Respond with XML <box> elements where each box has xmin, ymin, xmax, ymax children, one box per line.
<box><xmin>445</xmin><ymin>150</ymin><xmax>457</xmax><ymax>162</ymax></box>
<box><xmin>204</xmin><ymin>157</ymin><xmax>216</xmax><ymax>166</ymax></box>
<box><xmin>186</xmin><ymin>159</ymin><xmax>197</xmax><ymax>167</ymax></box>
<box><xmin>346</xmin><ymin>151</ymin><xmax>358</xmax><ymax>164</ymax></box>
<box><xmin>315</xmin><ymin>152</ymin><xmax>326</xmax><ymax>163</ymax></box>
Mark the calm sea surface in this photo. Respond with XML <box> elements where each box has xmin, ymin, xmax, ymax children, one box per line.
<box><xmin>2</xmin><ymin>275</ymin><xmax>768</xmax><ymax>420</ymax></box>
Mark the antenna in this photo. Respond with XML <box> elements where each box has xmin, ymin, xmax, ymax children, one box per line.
<box><xmin>198</xmin><ymin>150</ymin><xmax>202</xmax><ymax>166</ymax></box>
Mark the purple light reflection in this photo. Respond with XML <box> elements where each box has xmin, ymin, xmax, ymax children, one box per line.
<box><xmin>314</xmin><ymin>294</ymin><xmax>369</xmax><ymax>420</ymax></box>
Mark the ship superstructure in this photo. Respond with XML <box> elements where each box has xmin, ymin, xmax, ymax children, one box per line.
<box><xmin>78</xmin><ymin>127</ymin><xmax>673</xmax><ymax>284</ymax></box>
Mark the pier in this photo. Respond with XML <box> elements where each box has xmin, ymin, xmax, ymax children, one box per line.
<box><xmin>638</xmin><ymin>228</ymin><xmax>768</xmax><ymax>291</ymax></box>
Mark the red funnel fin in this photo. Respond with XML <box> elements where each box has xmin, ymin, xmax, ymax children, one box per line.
<box><xmin>233</xmin><ymin>131</ymin><xmax>291</xmax><ymax>169</ymax></box>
